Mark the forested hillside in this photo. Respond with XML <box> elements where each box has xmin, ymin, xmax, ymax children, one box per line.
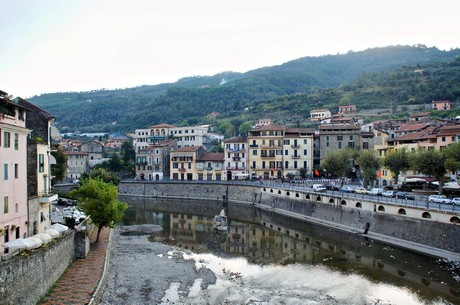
<box><xmin>28</xmin><ymin>45</ymin><xmax>460</xmax><ymax>133</ymax></box>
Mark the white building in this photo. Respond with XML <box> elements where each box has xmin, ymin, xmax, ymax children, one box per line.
<box><xmin>223</xmin><ymin>137</ymin><xmax>249</xmax><ymax>180</ymax></box>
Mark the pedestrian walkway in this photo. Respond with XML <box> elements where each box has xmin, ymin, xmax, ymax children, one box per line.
<box><xmin>40</xmin><ymin>227</ymin><xmax>111</xmax><ymax>305</ymax></box>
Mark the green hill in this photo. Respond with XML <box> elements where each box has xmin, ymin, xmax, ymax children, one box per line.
<box><xmin>28</xmin><ymin>45</ymin><xmax>460</xmax><ymax>133</ymax></box>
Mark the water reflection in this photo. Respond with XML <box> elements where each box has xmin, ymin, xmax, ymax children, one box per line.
<box><xmin>120</xmin><ymin>196</ymin><xmax>460</xmax><ymax>304</ymax></box>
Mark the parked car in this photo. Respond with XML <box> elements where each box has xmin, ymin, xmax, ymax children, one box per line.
<box><xmin>312</xmin><ymin>184</ymin><xmax>327</xmax><ymax>192</ymax></box>
<box><xmin>340</xmin><ymin>186</ymin><xmax>354</xmax><ymax>193</ymax></box>
<box><xmin>395</xmin><ymin>191</ymin><xmax>415</xmax><ymax>200</ymax></box>
<box><xmin>354</xmin><ymin>187</ymin><xmax>369</xmax><ymax>194</ymax></box>
<box><xmin>368</xmin><ymin>188</ymin><xmax>384</xmax><ymax>196</ymax></box>
<box><xmin>326</xmin><ymin>184</ymin><xmax>340</xmax><ymax>191</ymax></box>
<box><xmin>452</xmin><ymin>198</ymin><xmax>460</xmax><ymax>206</ymax></box>
<box><xmin>58</xmin><ymin>197</ymin><xmax>78</xmax><ymax>206</ymax></box>
<box><xmin>382</xmin><ymin>190</ymin><xmax>396</xmax><ymax>198</ymax></box>
<box><xmin>428</xmin><ymin>195</ymin><xmax>452</xmax><ymax>204</ymax></box>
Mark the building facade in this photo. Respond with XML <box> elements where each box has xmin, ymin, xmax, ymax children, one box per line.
<box><xmin>0</xmin><ymin>93</ymin><xmax>30</xmax><ymax>253</ymax></box>
<box><xmin>223</xmin><ymin>137</ymin><xmax>249</xmax><ymax>180</ymax></box>
<box><xmin>248</xmin><ymin>125</ymin><xmax>285</xmax><ymax>180</ymax></box>
<box><xmin>135</xmin><ymin>139</ymin><xmax>177</xmax><ymax>181</ymax></box>
<box><xmin>17</xmin><ymin>98</ymin><xmax>58</xmax><ymax>236</ymax></box>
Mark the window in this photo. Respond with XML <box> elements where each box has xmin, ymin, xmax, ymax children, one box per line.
<box><xmin>14</xmin><ymin>164</ymin><xmax>18</xmax><ymax>179</ymax></box>
<box><xmin>14</xmin><ymin>133</ymin><xmax>19</xmax><ymax>150</ymax></box>
<box><xmin>252</xmin><ymin>150</ymin><xmax>257</xmax><ymax>156</ymax></box>
<box><xmin>3</xmin><ymin>196</ymin><xmax>8</xmax><ymax>214</ymax></box>
<box><xmin>304</xmin><ymin>139</ymin><xmax>307</xmax><ymax>144</ymax></box>
<box><xmin>252</xmin><ymin>161</ymin><xmax>256</xmax><ymax>169</ymax></box>
<box><xmin>337</xmin><ymin>136</ymin><xmax>343</xmax><ymax>141</ymax></box>
<box><xmin>442</xmin><ymin>136</ymin><xmax>446</xmax><ymax>142</ymax></box>
<box><xmin>363</xmin><ymin>142</ymin><xmax>369</xmax><ymax>149</ymax></box>
<box><xmin>303</xmin><ymin>149</ymin><xmax>307</xmax><ymax>155</ymax></box>
<box><xmin>338</xmin><ymin>142</ymin><xmax>342</xmax><ymax>149</ymax></box>
<box><xmin>285</xmin><ymin>150</ymin><xmax>288</xmax><ymax>155</ymax></box>
<box><xmin>3</xmin><ymin>163</ymin><xmax>8</xmax><ymax>180</ymax></box>
<box><xmin>38</xmin><ymin>153</ymin><xmax>45</xmax><ymax>173</ymax></box>
<box><xmin>3</xmin><ymin>131</ymin><xmax>10</xmax><ymax>148</ymax></box>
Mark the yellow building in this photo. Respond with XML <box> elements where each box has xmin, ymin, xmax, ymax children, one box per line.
<box><xmin>248</xmin><ymin>125</ymin><xmax>285</xmax><ymax>180</ymax></box>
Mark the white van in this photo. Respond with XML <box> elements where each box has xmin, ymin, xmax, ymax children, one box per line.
<box><xmin>369</xmin><ymin>188</ymin><xmax>384</xmax><ymax>196</ymax></box>
<box><xmin>312</xmin><ymin>184</ymin><xmax>326</xmax><ymax>192</ymax></box>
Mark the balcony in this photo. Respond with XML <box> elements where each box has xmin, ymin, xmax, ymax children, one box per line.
<box><xmin>249</xmin><ymin>144</ymin><xmax>259</xmax><ymax>148</ymax></box>
<box><xmin>205</xmin><ymin>167</ymin><xmax>213</xmax><ymax>170</ymax></box>
<box><xmin>39</xmin><ymin>193</ymin><xmax>58</xmax><ymax>204</ymax></box>
<box><xmin>232</xmin><ymin>157</ymin><xmax>241</xmax><ymax>161</ymax></box>
<box><xmin>260</xmin><ymin>145</ymin><xmax>281</xmax><ymax>149</ymax></box>
<box><xmin>291</xmin><ymin>155</ymin><xmax>300</xmax><ymax>159</ymax></box>
<box><xmin>291</xmin><ymin>144</ymin><xmax>300</xmax><ymax>148</ymax></box>
<box><xmin>261</xmin><ymin>154</ymin><xmax>276</xmax><ymax>159</ymax></box>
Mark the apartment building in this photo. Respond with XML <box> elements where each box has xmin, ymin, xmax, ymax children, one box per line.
<box><xmin>0</xmin><ymin>92</ymin><xmax>30</xmax><ymax>253</ymax></box>
<box><xmin>223</xmin><ymin>137</ymin><xmax>248</xmax><ymax>180</ymax></box>
<box><xmin>135</xmin><ymin>139</ymin><xmax>177</xmax><ymax>181</ymax></box>
<box><xmin>283</xmin><ymin>128</ymin><xmax>315</xmax><ymax>177</ymax></box>
<box><xmin>17</xmin><ymin>98</ymin><xmax>58</xmax><ymax>236</ymax></box>
<box><xmin>310</xmin><ymin>109</ymin><xmax>331</xmax><ymax>121</ymax></box>
<box><xmin>196</xmin><ymin>152</ymin><xmax>225</xmax><ymax>181</ymax></box>
<box><xmin>170</xmin><ymin>146</ymin><xmax>206</xmax><ymax>181</ymax></box>
<box><xmin>247</xmin><ymin>125</ymin><xmax>285</xmax><ymax>180</ymax></box>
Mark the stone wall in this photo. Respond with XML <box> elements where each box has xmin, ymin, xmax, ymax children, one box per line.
<box><xmin>119</xmin><ymin>182</ymin><xmax>460</xmax><ymax>256</ymax></box>
<box><xmin>0</xmin><ymin>231</ymin><xmax>75</xmax><ymax>305</ymax></box>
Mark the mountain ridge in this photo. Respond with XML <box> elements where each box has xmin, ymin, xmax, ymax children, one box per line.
<box><xmin>28</xmin><ymin>45</ymin><xmax>460</xmax><ymax>133</ymax></box>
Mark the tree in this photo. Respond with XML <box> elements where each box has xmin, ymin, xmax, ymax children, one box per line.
<box><xmin>121</xmin><ymin>141</ymin><xmax>136</xmax><ymax>164</ymax></box>
<box><xmin>70</xmin><ymin>178</ymin><xmax>128</xmax><ymax>243</ymax></box>
<box><xmin>321</xmin><ymin>149</ymin><xmax>354</xmax><ymax>186</ymax></box>
<box><xmin>383</xmin><ymin>149</ymin><xmax>411</xmax><ymax>186</ymax></box>
<box><xmin>81</xmin><ymin>168</ymin><xmax>120</xmax><ymax>186</ymax></box>
<box><xmin>410</xmin><ymin>149</ymin><xmax>447</xmax><ymax>189</ymax></box>
<box><xmin>238</xmin><ymin>121</ymin><xmax>253</xmax><ymax>136</ymax></box>
<box><xmin>443</xmin><ymin>142</ymin><xmax>460</xmax><ymax>178</ymax></box>
<box><xmin>51</xmin><ymin>147</ymin><xmax>67</xmax><ymax>184</ymax></box>
<box><xmin>356</xmin><ymin>150</ymin><xmax>382</xmax><ymax>188</ymax></box>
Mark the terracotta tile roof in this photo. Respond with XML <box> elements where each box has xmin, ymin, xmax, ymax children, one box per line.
<box><xmin>172</xmin><ymin>145</ymin><xmax>202</xmax><ymax>152</ymax></box>
<box><xmin>250</xmin><ymin>125</ymin><xmax>285</xmax><ymax>131</ymax></box>
<box><xmin>285</xmin><ymin>128</ymin><xmax>315</xmax><ymax>134</ymax></box>
<box><xmin>395</xmin><ymin>123</ymin><xmax>430</xmax><ymax>133</ymax></box>
<box><xmin>224</xmin><ymin>137</ymin><xmax>247</xmax><ymax>143</ymax></box>
<box><xmin>197</xmin><ymin>152</ymin><xmax>224</xmax><ymax>161</ymax></box>
<box><xmin>148</xmin><ymin>123</ymin><xmax>176</xmax><ymax>129</ymax></box>
<box><xmin>319</xmin><ymin>124</ymin><xmax>360</xmax><ymax>130</ymax></box>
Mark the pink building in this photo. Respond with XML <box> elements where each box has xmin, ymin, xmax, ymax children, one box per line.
<box><xmin>1</xmin><ymin>92</ymin><xmax>30</xmax><ymax>254</ymax></box>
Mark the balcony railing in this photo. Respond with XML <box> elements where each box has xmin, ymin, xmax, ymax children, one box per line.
<box><xmin>291</xmin><ymin>144</ymin><xmax>300</xmax><ymax>148</ymax></box>
<box><xmin>232</xmin><ymin>157</ymin><xmax>241</xmax><ymax>161</ymax></box>
<box><xmin>249</xmin><ymin>144</ymin><xmax>259</xmax><ymax>148</ymax></box>
<box><xmin>261</xmin><ymin>154</ymin><xmax>276</xmax><ymax>158</ymax></box>
<box><xmin>291</xmin><ymin>155</ymin><xmax>300</xmax><ymax>159</ymax></box>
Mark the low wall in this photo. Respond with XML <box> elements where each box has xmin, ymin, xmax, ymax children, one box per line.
<box><xmin>0</xmin><ymin>231</ymin><xmax>75</xmax><ymax>305</ymax></box>
<box><xmin>120</xmin><ymin>182</ymin><xmax>460</xmax><ymax>259</ymax></box>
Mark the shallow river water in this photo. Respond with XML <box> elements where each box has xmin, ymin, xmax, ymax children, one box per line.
<box><xmin>102</xmin><ymin>197</ymin><xmax>460</xmax><ymax>305</ymax></box>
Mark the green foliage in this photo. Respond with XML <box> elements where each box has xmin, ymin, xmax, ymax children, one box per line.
<box><xmin>410</xmin><ymin>150</ymin><xmax>447</xmax><ymax>188</ymax></box>
<box><xmin>356</xmin><ymin>150</ymin><xmax>382</xmax><ymax>187</ymax></box>
<box><xmin>442</xmin><ymin>142</ymin><xmax>460</xmax><ymax>173</ymax></box>
<box><xmin>238</xmin><ymin>121</ymin><xmax>253</xmax><ymax>136</ymax></box>
<box><xmin>70</xmin><ymin>178</ymin><xmax>128</xmax><ymax>242</ymax></box>
<box><xmin>321</xmin><ymin>149</ymin><xmax>355</xmax><ymax>185</ymax></box>
<box><xmin>121</xmin><ymin>141</ymin><xmax>136</xmax><ymax>163</ymax></box>
<box><xmin>383</xmin><ymin>149</ymin><xmax>411</xmax><ymax>185</ymax></box>
<box><xmin>81</xmin><ymin>168</ymin><xmax>120</xmax><ymax>186</ymax></box>
<box><xmin>28</xmin><ymin>46</ymin><xmax>460</xmax><ymax>133</ymax></box>
<box><xmin>51</xmin><ymin>147</ymin><xmax>67</xmax><ymax>184</ymax></box>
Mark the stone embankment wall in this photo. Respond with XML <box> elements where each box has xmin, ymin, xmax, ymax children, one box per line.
<box><xmin>0</xmin><ymin>231</ymin><xmax>75</xmax><ymax>305</ymax></box>
<box><xmin>120</xmin><ymin>182</ymin><xmax>460</xmax><ymax>257</ymax></box>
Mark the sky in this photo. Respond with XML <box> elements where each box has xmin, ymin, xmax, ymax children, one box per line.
<box><xmin>1</xmin><ymin>0</ymin><xmax>459</xmax><ymax>98</ymax></box>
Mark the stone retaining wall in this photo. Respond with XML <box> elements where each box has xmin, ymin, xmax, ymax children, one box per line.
<box><xmin>0</xmin><ymin>231</ymin><xmax>75</xmax><ymax>305</ymax></box>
